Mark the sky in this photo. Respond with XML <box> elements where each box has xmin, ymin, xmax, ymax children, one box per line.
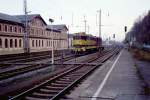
<box><xmin>0</xmin><ymin>0</ymin><xmax>150</xmax><ymax>41</ymax></box>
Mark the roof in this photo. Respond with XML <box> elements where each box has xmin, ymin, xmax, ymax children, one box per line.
<box><xmin>48</xmin><ymin>24</ymin><xmax>68</xmax><ymax>31</ymax></box>
<box><xmin>0</xmin><ymin>12</ymin><xmax>22</xmax><ymax>24</ymax></box>
<box><xmin>14</xmin><ymin>14</ymin><xmax>47</xmax><ymax>25</ymax></box>
<box><xmin>46</xmin><ymin>25</ymin><xmax>61</xmax><ymax>33</ymax></box>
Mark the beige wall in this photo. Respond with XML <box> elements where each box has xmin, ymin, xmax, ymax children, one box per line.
<box><xmin>0</xmin><ymin>17</ymin><xmax>68</xmax><ymax>55</ymax></box>
<box><xmin>0</xmin><ymin>22</ymin><xmax>24</xmax><ymax>55</ymax></box>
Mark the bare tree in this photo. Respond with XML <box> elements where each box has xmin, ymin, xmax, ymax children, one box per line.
<box><xmin>126</xmin><ymin>11</ymin><xmax>150</xmax><ymax>46</ymax></box>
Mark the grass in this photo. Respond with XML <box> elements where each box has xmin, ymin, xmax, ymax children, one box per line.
<box><xmin>130</xmin><ymin>48</ymin><xmax>150</xmax><ymax>95</ymax></box>
<box><xmin>131</xmin><ymin>48</ymin><xmax>150</xmax><ymax>61</ymax></box>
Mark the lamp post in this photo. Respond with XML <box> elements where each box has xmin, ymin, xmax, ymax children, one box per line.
<box><xmin>84</xmin><ymin>16</ymin><xmax>87</xmax><ymax>33</ymax></box>
<box><xmin>97</xmin><ymin>9</ymin><xmax>101</xmax><ymax>53</ymax></box>
<box><xmin>97</xmin><ymin>9</ymin><xmax>101</xmax><ymax>38</ymax></box>
<box><xmin>24</xmin><ymin>0</ymin><xmax>29</xmax><ymax>53</ymax></box>
<box><xmin>67</xmin><ymin>25</ymin><xmax>69</xmax><ymax>49</ymax></box>
<box><xmin>49</xmin><ymin>18</ymin><xmax>54</xmax><ymax>64</ymax></box>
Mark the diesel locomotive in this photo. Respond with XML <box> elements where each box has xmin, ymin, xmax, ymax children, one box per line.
<box><xmin>72</xmin><ymin>32</ymin><xmax>103</xmax><ymax>53</ymax></box>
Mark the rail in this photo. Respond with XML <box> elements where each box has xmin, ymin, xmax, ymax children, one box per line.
<box><xmin>9</xmin><ymin>47</ymin><xmax>121</xmax><ymax>100</ymax></box>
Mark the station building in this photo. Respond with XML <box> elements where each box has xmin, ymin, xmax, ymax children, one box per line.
<box><xmin>0</xmin><ymin>12</ymin><xmax>68</xmax><ymax>55</ymax></box>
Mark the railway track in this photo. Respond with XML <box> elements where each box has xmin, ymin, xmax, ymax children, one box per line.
<box><xmin>1</xmin><ymin>52</ymin><xmax>72</xmax><ymax>64</ymax></box>
<box><xmin>0</xmin><ymin>47</ymin><xmax>116</xmax><ymax>80</ymax></box>
<box><xmin>9</xmin><ymin>47</ymin><xmax>121</xmax><ymax>100</ymax></box>
<box><xmin>0</xmin><ymin>55</ymin><xmax>75</xmax><ymax>80</ymax></box>
<box><xmin>0</xmin><ymin>52</ymin><xmax>52</xmax><ymax>62</ymax></box>
<box><xmin>0</xmin><ymin>50</ymin><xmax>72</xmax><ymax>62</ymax></box>
<box><xmin>0</xmin><ymin>52</ymin><xmax>73</xmax><ymax>70</ymax></box>
<box><xmin>0</xmin><ymin>48</ymin><xmax>114</xmax><ymax>80</ymax></box>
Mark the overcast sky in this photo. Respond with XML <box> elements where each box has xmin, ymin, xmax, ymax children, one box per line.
<box><xmin>0</xmin><ymin>0</ymin><xmax>150</xmax><ymax>41</ymax></box>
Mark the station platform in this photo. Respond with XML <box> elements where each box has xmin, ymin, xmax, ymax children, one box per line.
<box><xmin>66</xmin><ymin>49</ymin><xmax>150</xmax><ymax>100</ymax></box>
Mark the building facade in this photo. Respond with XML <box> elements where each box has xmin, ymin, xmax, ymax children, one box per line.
<box><xmin>0</xmin><ymin>13</ymin><xmax>68</xmax><ymax>55</ymax></box>
<box><xmin>0</xmin><ymin>13</ymin><xmax>24</xmax><ymax>55</ymax></box>
<box><xmin>47</xmin><ymin>25</ymin><xmax>68</xmax><ymax>50</ymax></box>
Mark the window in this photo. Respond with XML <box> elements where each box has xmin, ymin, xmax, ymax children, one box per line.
<box><xmin>43</xmin><ymin>31</ymin><xmax>45</xmax><ymax>36</ymax></box>
<box><xmin>19</xmin><ymin>28</ymin><xmax>22</xmax><ymax>33</ymax></box>
<box><xmin>10</xmin><ymin>26</ymin><xmax>13</xmax><ymax>32</ymax></box>
<box><xmin>42</xmin><ymin>30</ymin><xmax>44</xmax><ymax>35</ymax></box>
<box><xmin>56</xmin><ymin>33</ymin><xmax>57</xmax><ymax>38</ymax></box>
<box><xmin>5</xmin><ymin>39</ymin><xmax>8</xmax><ymax>48</ymax></box>
<box><xmin>49</xmin><ymin>40</ymin><xmax>51</xmax><ymax>47</ymax></box>
<box><xmin>53</xmin><ymin>41</ymin><xmax>55</xmax><ymax>48</ymax></box>
<box><xmin>4</xmin><ymin>25</ymin><xmax>7</xmax><ymax>32</ymax></box>
<box><xmin>14</xmin><ymin>27</ymin><xmax>17</xmax><ymax>32</ymax></box>
<box><xmin>36</xmin><ymin>40</ymin><xmax>38</xmax><ymax>47</ymax></box>
<box><xmin>0</xmin><ymin>24</ymin><xmax>2</xmax><ymax>31</ymax></box>
<box><xmin>51</xmin><ymin>41</ymin><xmax>52</xmax><ymax>47</ymax></box>
<box><xmin>19</xmin><ymin>39</ymin><xmax>22</xmax><ymax>47</ymax></box>
<box><xmin>40</xmin><ymin>30</ymin><xmax>42</xmax><ymax>35</ymax></box>
<box><xmin>0</xmin><ymin>38</ymin><xmax>2</xmax><ymax>48</ymax></box>
<box><xmin>31</xmin><ymin>29</ymin><xmax>34</xmax><ymax>35</ymax></box>
<box><xmin>49</xmin><ymin>41</ymin><xmax>51</xmax><ymax>46</ymax></box>
<box><xmin>42</xmin><ymin>40</ymin><xmax>43</xmax><ymax>47</ymax></box>
<box><xmin>56</xmin><ymin>41</ymin><xmax>58</xmax><ymax>48</ymax></box>
<box><xmin>52</xmin><ymin>33</ymin><xmax>54</xmax><ymax>37</ymax></box>
<box><xmin>47</xmin><ymin>32</ymin><xmax>49</xmax><ymax>36</ymax></box>
<box><xmin>39</xmin><ymin>40</ymin><xmax>41</xmax><ymax>47</ymax></box>
<box><xmin>32</xmin><ymin>40</ymin><xmax>34</xmax><ymax>47</ymax></box>
<box><xmin>10</xmin><ymin>39</ymin><xmax>13</xmax><ymax>48</ymax></box>
<box><xmin>40</xmin><ymin>30</ymin><xmax>42</xmax><ymax>36</ymax></box>
<box><xmin>15</xmin><ymin>39</ymin><xmax>17</xmax><ymax>47</ymax></box>
<box><xmin>36</xmin><ymin>30</ymin><xmax>38</xmax><ymax>35</ymax></box>
<box><xmin>55</xmin><ymin>41</ymin><xmax>56</xmax><ymax>48</ymax></box>
<box><xmin>50</xmin><ymin>41</ymin><xmax>51</xmax><ymax>47</ymax></box>
<box><xmin>47</xmin><ymin>40</ymin><xmax>48</xmax><ymax>46</ymax></box>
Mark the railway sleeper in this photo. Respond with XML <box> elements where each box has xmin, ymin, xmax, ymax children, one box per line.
<box><xmin>26</xmin><ymin>96</ymin><xmax>50</xmax><ymax>100</ymax></box>
<box><xmin>70</xmin><ymin>72</ymin><xmax>86</xmax><ymax>75</ymax></box>
<box><xmin>67</xmin><ymin>74</ymin><xmax>84</xmax><ymax>78</ymax></box>
<box><xmin>69</xmin><ymin>72</ymin><xmax>85</xmax><ymax>76</ymax></box>
<box><xmin>66</xmin><ymin>74</ymin><xmax>82</xmax><ymax>77</ymax></box>
<box><xmin>60</xmin><ymin>76</ymin><xmax>77</xmax><ymax>80</ymax></box>
<box><xmin>64</xmin><ymin>73</ymin><xmax>82</xmax><ymax>77</ymax></box>
<box><xmin>70</xmin><ymin>71</ymin><xmax>86</xmax><ymax>74</ymax></box>
<box><xmin>62</xmin><ymin>76</ymin><xmax>80</xmax><ymax>80</ymax></box>
<box><xmin>75</xmin><ymin>68</ymin><xmax>91</xmax><ymax>71</ymax></box>
<box><xmin>55</xmin><ymin>80</ymin><xmax>72</xmax><ymax>84</ymax></box>
<box><xmin>58</xmin><ymin>78</ymin><xmax>74</xmax><ymax>82</ymax></box>
<box><xmin>32</xmin><ymin>92</ymin><xmax>54</xmax><ymax>98</ymax></box>
<box><xmin>40</xmin><ymin>88</ymin><xmax>59</xmax><ymax>94</ymax></box>
<box><xmin>51</xmin><ymin>82</ymin><xmax>68</xmax><ymax>85</ymax></box>
<box><xmin>45</xmin><ymin>86</ymin><xmax>64</xmax><ymax>90</ymax></box>
<box><xmin>74</xmin><ymin>70</ymin><xmax>91</xmax><ymax>73</ymax></box>
<box><xmin>51</xmin><ymin>83</ymin><xmax>68</xmax><ymax>87</ymax></box>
